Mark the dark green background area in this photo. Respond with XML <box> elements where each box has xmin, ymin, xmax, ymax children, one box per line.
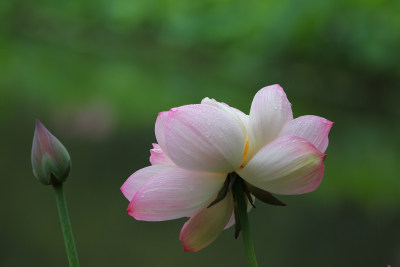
<box><xmin>1</xmin><ymin>0</ymin><xmax>399</xmax><ymax>266</ymax></box>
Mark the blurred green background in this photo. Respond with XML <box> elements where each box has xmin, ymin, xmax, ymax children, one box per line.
<box><xmin>1</xmin><ymin>0</ymin><xmax>400</xmax><ymax>266</ymax></box>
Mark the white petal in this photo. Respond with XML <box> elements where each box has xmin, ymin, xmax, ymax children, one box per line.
<box><xmin>155</xmin><ymin>111</ymin><xmax>168</xmax><ymax>153</ymax></box>
<box><xmin>164</xmin><ymin>104</ymin><xmax>245</xmax><ymax>173</ymax></box>
<box><xmin>201</xmin><ymin>97</ymin><xmax>248</xmax><ymax>138</ymax></box>
<box><xmin>279</xmin><ymin>115</ymin><xmax>333</xmax><ymax>153</ymax></box>
<box><xmin>231</xmin><ymin>106</ymin><xmax>249</xmax><ymax>130</ymax></box>
<box><xmin>149</xmin><ymin>143</ymin><xmax>175</xmax><ymax>166</ymax></box>
<box><xmin>238</xmin><ymin>136</ymin><xmax>326</xmax><ymax>195</ymax></box>
<box><xmin>180</xmin><ymin>192</ymin><xmax>233</xmax><ymax>252</ymax></box>
<box><xmin>246</xmin><ymin>85</ymin><xmax>293</xmax><ymax>162</ymax></box>
<box><xmin>121</xmin><ymin>165</ymin><xmax>172</xmax><ymax>201</ymax></box>
<box><xmin>128</xmin><ymin>168</ymin><xmax>226</xmax><ymax>221</ymax></box>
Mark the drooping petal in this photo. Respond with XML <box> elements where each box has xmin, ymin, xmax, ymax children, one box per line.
<box><xmin>155</xmin><ymin>111</ymin><xmax>169</xmax><ymax>153</ymax></box>
<box><xmin>279</xmin><ymin>115</ymin><xmax>333</xmax><ymax>153</ymax></box>
<box><xmin>164</xmin><ymin>104</ymin><xmax>245</xmax><ymax>173</ymax></box>
<box><xmin>238</xmin><ymin>136</ymin><xmax>326</xmax><ymax>195</ymax></box>
<box><xmin>246</xmin><ymin>85</ymin><xmax>293</xmax><ymax>162</ymax></box>
<box><xmin>150</xmin><ymin>143</ymin><xmax>175</xmax><ymax>166</ymax></box>
<box><xmin>121</xmin><ymin>165</ymin><xmax>172</xmax><ymax>201</ymax></box>
<box><xmin>180</xmin><ymin>192</ymin><xmax>234</xmax><ymax>252</ymax></box>
<box><xmin>128</xmin><ymin>168</ymin><xmax>226</xmax><ymax>221</ymax></box>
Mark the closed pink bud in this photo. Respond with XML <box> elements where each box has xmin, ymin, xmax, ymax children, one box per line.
<box><xmin>31</xmin><ymin>120</ymin><xmax>71</xmax><ymax>185</ymax></box>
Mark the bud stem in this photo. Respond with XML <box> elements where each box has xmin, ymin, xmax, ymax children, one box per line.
<box><xmin>53</xmin><ymin>183</ymin><xmax>80</xmax><ymax>267</ymax></box>
<box><xmin>233</xmin><ymin>179</ymin><xmax>259</xmax><ymax>267</ymax></box>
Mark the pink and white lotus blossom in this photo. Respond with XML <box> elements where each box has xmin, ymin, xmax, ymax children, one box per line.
<box><xmin>121</xmin><ymin>84</ymin><xmax>333</xmax><ymax>252</ymax></box>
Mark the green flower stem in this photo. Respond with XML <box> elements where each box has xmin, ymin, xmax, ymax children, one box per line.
<box><xmin>233</xmin><ymin>179</ymin><xmax>259</xmax><ymax>267</ymax></box>
<box><xmin>53</xmin><ymin>183</ymin><xmax>80</xmax><ymax>267</ymax></box>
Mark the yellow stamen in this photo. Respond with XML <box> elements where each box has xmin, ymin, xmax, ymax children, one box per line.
<box><xmin>238</xmin><ymin>139</ymin><xmax>249</xmax><ymax>170</ymax></box>
<box><xmin>244</xmin><ymin>139</ymin><xmax>249</xmax><ymax>159</ymax></box>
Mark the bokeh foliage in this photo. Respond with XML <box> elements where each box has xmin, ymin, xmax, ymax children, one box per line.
<box><xmin>1</xmin><ymin>0</ymin><xmax>399</xmax><ymax>266</ymax></box>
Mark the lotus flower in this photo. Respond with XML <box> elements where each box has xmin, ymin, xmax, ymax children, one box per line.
<box><xmin>121</xmin><ymin>85</ymin><xmax>333</xmax><ymax>252</ymax></box>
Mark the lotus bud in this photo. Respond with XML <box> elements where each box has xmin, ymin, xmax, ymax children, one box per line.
<box><xmin>31</xmin><ymin>120</ymin><xmax>71</xmax><ymax>185</ymax></box>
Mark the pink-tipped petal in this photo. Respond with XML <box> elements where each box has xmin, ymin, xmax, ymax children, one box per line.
<box><xmin>150</xmin><ymin>143</ymin><xmax>175</xmax><ymax>166</ymax></box>
<box><xmin>155</xmin><ymin>111</ymin><xmax>169</xmax><ymax>153</ymax></box>
<box><xmin>238</xmin><ymin>136</ymin><xmax>326</xmax><ymax>195</ymax></box>
<box><xmin>128</xmin><ymin>168</ymin><xmax>226</xmax><ymax>221</ymax></box>
<box><xmin>246</xmin><ymin>85</ymin><xmax>293</xmax><ymax>162</ymax></box>
<box><xmin>180</xmin><ymin>192</ymin><xmax>234</xmax><ymax>252</ymax></box>
<box><xmin>121</xmin><ymin>165</ymin><xmax>172</xmax><ymax>201</ymax></box>
<box><xmin>164</xmin><ymin>104</ymin><xmax>245</xmax><ymax>173</ymax></box>
<box><xmin>279</xmin><ymin>115</ymin><xmax>333</xmax><ymax>153</ymax></box>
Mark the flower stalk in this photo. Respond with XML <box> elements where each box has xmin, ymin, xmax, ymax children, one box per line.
<box><xmin>233</xmin><ymin>177</ymin><xmax>259</xmax><ymax>267</ymax></box>
<box><xmin>53</xmin><ymin>182</ymin><xmax>80</xmax><ymax>267</ymax></box>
